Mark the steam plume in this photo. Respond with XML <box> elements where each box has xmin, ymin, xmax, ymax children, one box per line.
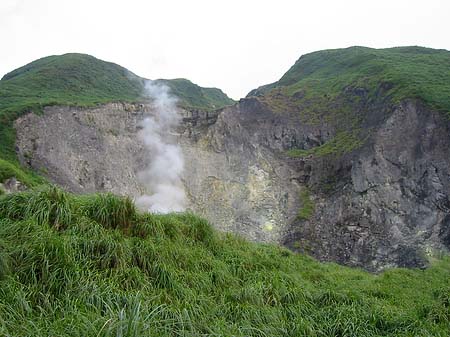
<box><xmin>136</xmin><ymin>81</ymin><xmax>186</xmax><ymax>213</ymax></box>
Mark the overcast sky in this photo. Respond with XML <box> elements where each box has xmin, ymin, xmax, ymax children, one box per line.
<box><xmin>1</xmin><ymin>0</ymin><xmax>449</xmax><ymax>99</ymax></box>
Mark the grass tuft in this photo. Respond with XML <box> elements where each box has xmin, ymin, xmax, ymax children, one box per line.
<box><xmin>297</xmin><ymin>188</ymin><xmax>315</xmax><ymax>220</ymax></box>
<box><xmin>0</xmin><ymin>158</ymin><xmax>44</xmax><ymax>186</ymax></box>
<box><xmin>79</xmin><ymin>193</ymin><xmax>137</xmax><ymax>231</ymax></box>
<box><xmin>26</xmin><ymin>186</ymin><xmax>73</xmax><ymax>228</ymax></box>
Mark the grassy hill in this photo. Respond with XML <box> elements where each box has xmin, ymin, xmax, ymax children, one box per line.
<box><xmin>249</xmin><ymin>46</ymin><xmax>450</xmax><ymax>114</ymax></box>
<box><xmin>0</xmin><ymin>53</ymin><xmax>235</xmax><ymax>188</ymax></box>
<box><xmin>157</xmin><ymin>78</ymin><xmax>235</xmax><ymax>111</ymax></box>
<box><xmin>0</xmin><ymin>186</ymin><xmax>449</xmax><ymax>336</ymax></box>
<box><xmin>247</xmin><ymin>46</ymin><xmax>450</xmax><ymax>159</ymax></box>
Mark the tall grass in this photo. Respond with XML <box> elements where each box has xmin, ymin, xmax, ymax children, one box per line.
<box><xmin>78</xmin><ymin>193</ymin><xmax>136</xmax><ymax>231</ymax></box>
<box><xmin>0</xmin><ymin>186</ymin><xmax>72</xmax><ymax>227</ymax></box>
<box><xmin>0</xmin><ymin>186</ymin><xmax>449</xmax><ymax>336</ymax></box>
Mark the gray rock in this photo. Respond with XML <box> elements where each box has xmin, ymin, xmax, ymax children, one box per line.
<box><xmin>0</xmin><ymin>177</ymin><xmax>26</xmax><ymax>194</ymax></box>
<box><xmin>14</xmin><ymin>99</ymin><xmax>450</xmax><ymax>271</ymax></box>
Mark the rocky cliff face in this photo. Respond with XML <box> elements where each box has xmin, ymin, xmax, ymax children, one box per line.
<box><xmin>15</xmin><ymin>97</ymin><xmax>450</xmax><ymax>271</ymax></box>
<box><xmin>15</xmin><ymin>103</ymin><xmax>148</xmax><ymax>196</ymax></box>
<box><xmin>15</xmin><ymin>102</ymin><xmax>302</xmax><ymax>245</ymax></box>
<box><xmin>283</xmin><ymin>100</ymin><xmax>450</xmax><ymax>270</ymax></box>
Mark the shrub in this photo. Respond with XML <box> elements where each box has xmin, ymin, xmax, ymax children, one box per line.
<box><xmin>0</xmin><ymin>186</ymin><xmax>73</xmax><ymax>228</ymax></box>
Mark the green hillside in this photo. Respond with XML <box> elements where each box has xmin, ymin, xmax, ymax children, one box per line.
<box><xmin>0</xmin><ymin>53</ymin><xmax>234</xmax><ymax>186</ymax></box>
<box><xmin>158</xmin><ymin>78</ymin><xmax>235</xmax><ymax>111</ymax></box>
<box><xmin>248</xmin><ymin>46</ymin><xmax>450</xmax><ymax>159</ymax></box>
<box><xmin>0</xmin><ymin>53</ymin><xmax>142</xmax><ymax>162</ymax></box>
<box><xmin>0</xmin><ymin>186</ymin><xmax>449</xmax><ymax>336</ymax></box>
<box><xmin>250</xmin><ymin>46</ymin><xmax>450</xmax><ymax>115</ymax></box>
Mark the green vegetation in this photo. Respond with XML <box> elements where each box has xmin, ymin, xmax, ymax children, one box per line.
<box><xmin>0</xmin><ymin>186</ymin><xmax>449</xmax><ymax>336</ymax></box>
<box><xmin>254</xmin><ymin>46</ymin><xmax>450</xmax><ymax>114</ymax></box>
<box><xmin>157</xmin><ymin>78</ymin><xmax>235</xmax><ymax>111</ymax></box>
<box><xmin>297</xmin><ymin>188</ymin><xmax>315</xmax><ymax>220</ymax></box>
<box><xmin>287</xmin><ymin>131</ymin><xmax>366</xmax><ymax>158</ymax></box>
<box><xmin>254</xmin><ymin>46</ymin><xmax>450</xmax><ymax>158</ymax></box>
<box><xmin>0</xmin><ymin>158</ymin><xmax>45</xmax><ymax>187</ymax></box>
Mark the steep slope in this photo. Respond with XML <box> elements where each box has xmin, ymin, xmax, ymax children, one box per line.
<box><xmin>243</xmin><ymin>46</ymin><xmax>450</xmax><ymax>269</ymax></box>
<box><xmin>0</xmin><ymin>54</ymin><xmax>142</xmax><ymax>162</ymax></box>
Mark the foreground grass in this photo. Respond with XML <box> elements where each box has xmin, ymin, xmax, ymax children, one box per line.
<box><xmin>0</xmin><ymin>186</ymin><xmax>449</xmax><ymax>336</ymax></box>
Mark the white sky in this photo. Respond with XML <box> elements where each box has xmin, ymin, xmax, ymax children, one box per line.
<box><xmin>1</xmin><ymin>0</ymin><xmax>449</xmax><ymax>99</ymax></box>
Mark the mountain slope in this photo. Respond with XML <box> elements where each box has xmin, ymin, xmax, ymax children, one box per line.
<box><xmin>238</xmin><ymin>46</ymin><xmax>450</xmax><ymax>269</ymax></box>
<box><xmin>0</xmin><ymin>53</ymin><xmax>235</xmax><ymax>186</ymax></box>
<box><xmin>249</xmin><ymin>46</ymin><xmax>450</xmax><ymax>115</ymax></box>
<box><xmin>157</xmin><ymin>78</ymin><xmax>235</xmax><ymax>111</ymax></box>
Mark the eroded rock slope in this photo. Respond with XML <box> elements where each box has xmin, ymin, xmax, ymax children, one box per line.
<box><xmin>15</xmin><ymin>95</ymin><xmax>450</xmax><ymax>271</ymax></box>
<box><xmin>15</xmin><ymin>102</ymin><xmax>301</xmax><ymax>244</ymax></box>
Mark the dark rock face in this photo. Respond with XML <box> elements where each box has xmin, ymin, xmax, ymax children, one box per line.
<box><xmin>14</xmin><ymin>98</ymin><xmax>450</xmax><ymax>271</ymax></box>
<box><xmin>283</xmin><ymin>101</ymin><xmax>450</xmax><ymax>270</ymax></box>
<box><xmin>198</xmin><ymin>98</ymin><xmax>450</xmax><ymax>271</ymax></box>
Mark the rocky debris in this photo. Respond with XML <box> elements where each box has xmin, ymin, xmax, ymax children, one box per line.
<box><xmin>0</xmin><ymin>177</ymin><xmax>27</xmax><ymax>194</ymax></box>
<box><xmin>15</xmin><ymin>103</ymin><xmax>148</xmax><ymax>196</ymax></box>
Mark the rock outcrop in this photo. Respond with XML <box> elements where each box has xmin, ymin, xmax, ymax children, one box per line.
<box><xmin>14</xmin><ymin>96</ymin><xmax>450</xmax><ymax>271</ymax></box>
<box><xmin>14</xmin><ymin>102</ymin><xmax>301</xmax><ymax>244</ymax></box>
<box><xmin>283</xmin><ymin>100</ymin><xmax>450</xmax><ymax>270</ymax></box>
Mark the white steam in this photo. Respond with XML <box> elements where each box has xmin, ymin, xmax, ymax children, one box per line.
<box><xmin>136</xmin><ymin>81</ymin><xmax>186</xmax><ymax>213</ymax></box>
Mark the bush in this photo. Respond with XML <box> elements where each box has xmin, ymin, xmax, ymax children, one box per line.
<box><xmin>0</xmin><ymin>190</ymin><xmax>33</xmax><ymax>220</ymax></box>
